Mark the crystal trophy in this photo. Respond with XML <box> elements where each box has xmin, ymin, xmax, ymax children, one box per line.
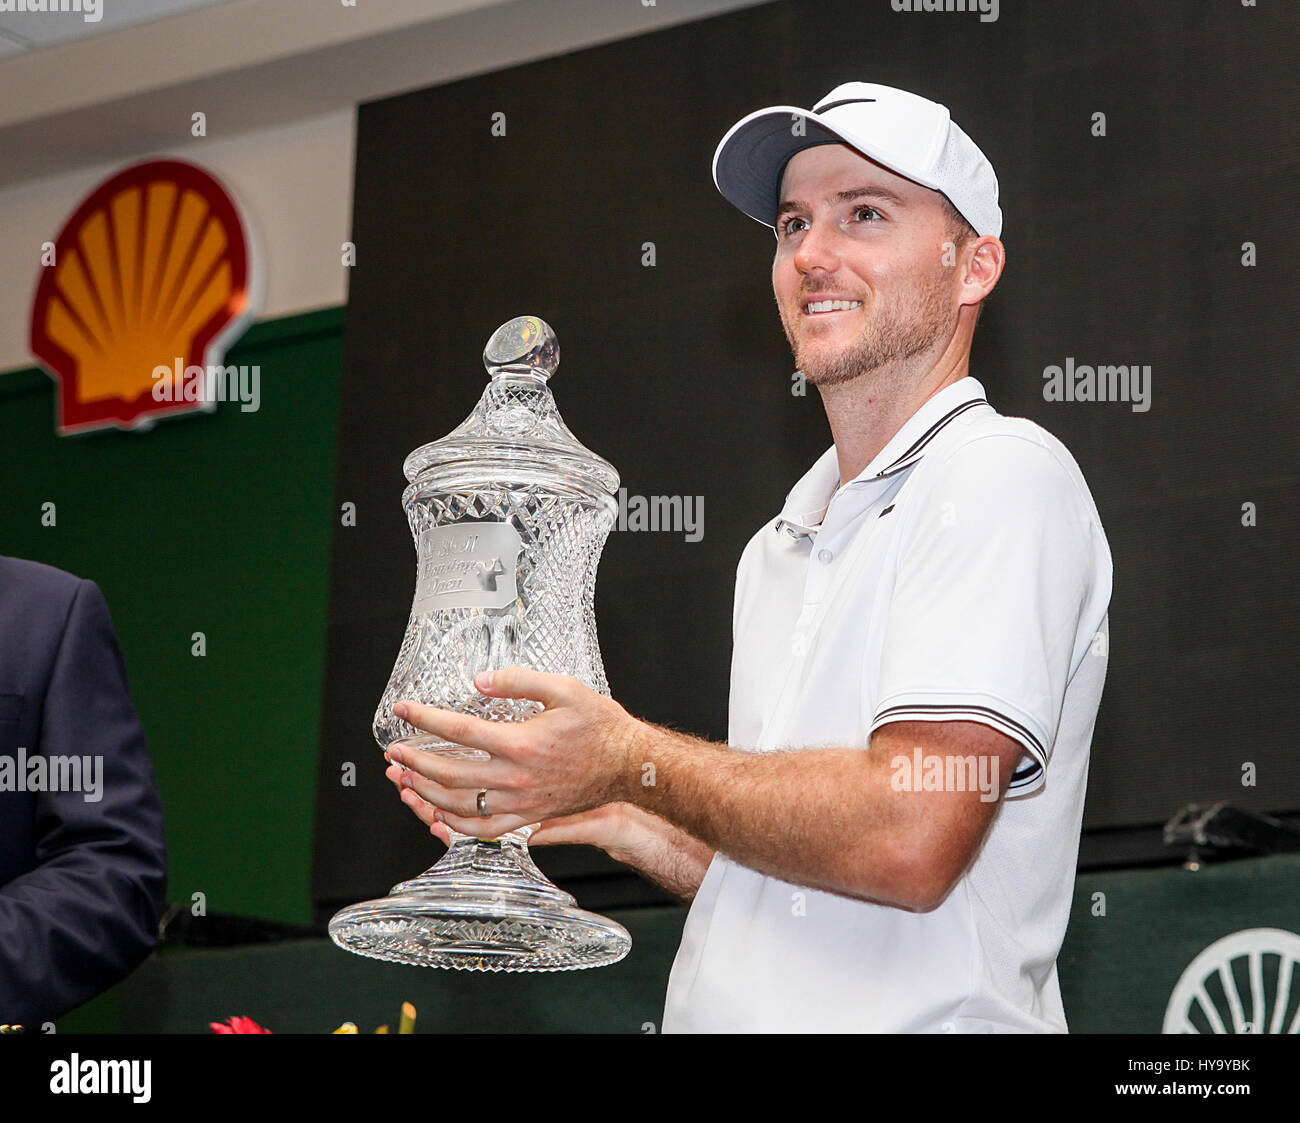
<box><xmin>328</xmin><ymin>316</ymin><xmax>632</xmax><ymax>971</ymax></box>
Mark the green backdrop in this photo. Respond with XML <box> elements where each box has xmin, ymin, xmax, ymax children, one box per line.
<box><xmin>0</xmin><ymin>306</ymin><xmax>344</xmax><ymax>930</ymax></box>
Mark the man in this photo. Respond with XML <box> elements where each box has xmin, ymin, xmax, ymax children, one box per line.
<box><xmin>0</xmin><ymin>556</ymin><xmax>168</xmax><ymax>1027</ymax></box>
<box><xmin>384</xmin><ymin>82</ymin><xmax>1112</xmax><ymax>1033</ymax></box>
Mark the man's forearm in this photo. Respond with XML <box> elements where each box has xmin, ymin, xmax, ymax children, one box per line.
<box><xmin>620</xmin><ymin>720</ymin><xmax>916</xmax><ymax>906</ymax></box>
<box><xmin>607</xmin><ymin>804</ymin><xmax>715</xmax><ymax>904</ymax></box>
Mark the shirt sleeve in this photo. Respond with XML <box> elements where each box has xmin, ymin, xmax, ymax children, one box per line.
<box><xmin>868</xmin><ymin>431</ymin><xmax>1105</xmax><ymax>795</ymax></box>
<box><xmin>0</xmin><ymin>579</ymin><xmax>168</xmax><ymax>1026</ymax></box>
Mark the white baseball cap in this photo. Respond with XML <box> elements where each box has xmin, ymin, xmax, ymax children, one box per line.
<box><xmin>712</xmin><ymin>81</ymin><xmax>1002</xmax><ymax>238</ymax></box>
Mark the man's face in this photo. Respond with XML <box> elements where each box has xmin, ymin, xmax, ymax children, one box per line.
<box><xmin>772</xmin><ymin>143</ymin><xmax>962</xmax><ymax>388</ymax></box>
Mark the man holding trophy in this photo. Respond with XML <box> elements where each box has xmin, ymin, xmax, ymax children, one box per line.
<box><xmin>379</xmin><ymin>82</ymin><xmax>1113</xmax><ymax>1033</ymax></box>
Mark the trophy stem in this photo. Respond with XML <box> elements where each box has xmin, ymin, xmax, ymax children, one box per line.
<box><xmin>328</xmin><ymin>825</ymin><xmax>631</xmax><ymax>972</ymax></box>
<box><xmin>390</xmin><ymin>827</ymin><xmax>562</xmax><ymax>900</ymax></box>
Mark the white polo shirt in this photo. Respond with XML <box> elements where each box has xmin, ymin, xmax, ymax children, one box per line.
<box><xmin>662</xmin><ymin>376</ymin><xmax>1112</xmax><ymax>1033</ymax></box>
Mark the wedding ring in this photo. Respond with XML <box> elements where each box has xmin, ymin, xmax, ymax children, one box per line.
<box><xmin>477</xmin><ymin>789</ymin><xmax>489</xmax><ymax>818</ymax></box>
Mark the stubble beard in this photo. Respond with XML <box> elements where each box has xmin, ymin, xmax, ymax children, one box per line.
<box><xmin>785</xmin><ymin>271</ymin><xmax>955</xmax><ymax>389</ymax></box>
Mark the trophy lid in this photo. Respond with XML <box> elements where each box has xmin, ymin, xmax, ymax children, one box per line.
<box><xmin>402</xmin><ymin>316</ymin><xmax>619</xmax><ymax>495</ymax></box>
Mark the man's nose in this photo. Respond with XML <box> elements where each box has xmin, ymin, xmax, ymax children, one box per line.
<box><xmin>792</xmin><ymin>215</ymin><xmax>841</xmax><ymax>274</ymax></box>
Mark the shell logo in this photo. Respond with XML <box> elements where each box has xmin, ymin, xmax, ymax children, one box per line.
<box><xmin>29</xmin><ymin>159</ymin><xmax>259</xmax><ymax>435</ymax></box>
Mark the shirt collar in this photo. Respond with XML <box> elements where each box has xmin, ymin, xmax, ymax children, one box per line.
<box><xmin>775</xmin><ymin>376</ymin><xmax>990</xmax><ymax>540</ymax></box>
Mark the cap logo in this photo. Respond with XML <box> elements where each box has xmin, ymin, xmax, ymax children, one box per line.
<box><xmin>814</xmin><ymin>97</ymin><xmax>876</xmax><ymax>113</ymax></box>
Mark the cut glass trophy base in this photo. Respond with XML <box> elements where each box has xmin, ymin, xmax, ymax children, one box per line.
<box><xmin>328</xmin><ymin>831</ymin><xmax>632</xmax><ymax>972</ymax></box>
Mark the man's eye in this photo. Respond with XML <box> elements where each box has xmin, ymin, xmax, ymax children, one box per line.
<box><xmin>779</xmin><ymin>206</ymin><xmax>882</xmax><ymax>237</ymax></box>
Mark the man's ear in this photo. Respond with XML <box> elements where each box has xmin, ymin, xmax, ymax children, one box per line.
<box><xmin>960</xmin><ymin>236</ymin><xmax>1005</xmax><ymax>308</ymax></box>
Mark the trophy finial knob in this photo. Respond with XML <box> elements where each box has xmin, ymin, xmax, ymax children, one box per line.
<box><xmin>483</xmin><ymin>315</ymin><xmax>559</xmax><ymax>380</ymax></box>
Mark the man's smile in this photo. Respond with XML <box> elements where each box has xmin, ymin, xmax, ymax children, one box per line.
<box><xmin>801</xmin><ymin>297</ymin><xmax>863</xmax><ymax>316</ymax></box>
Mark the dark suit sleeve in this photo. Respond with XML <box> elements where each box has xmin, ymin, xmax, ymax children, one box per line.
<box><xmin>0</xmin><ymin>579</ymin><xmax>167</xmax><ymax>1026</ymax></box>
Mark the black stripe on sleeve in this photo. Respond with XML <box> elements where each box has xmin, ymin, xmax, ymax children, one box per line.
<box><xmin>871</xmin><ymin>702</ymin><xmax>1048</xmax><ymax>790</ymax></box>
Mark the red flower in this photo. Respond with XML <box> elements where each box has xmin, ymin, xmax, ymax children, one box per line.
<box><xmin>210</xmin><ymin>1015</ymin><xmax>271</xmax><ymax>1034</ymax></box>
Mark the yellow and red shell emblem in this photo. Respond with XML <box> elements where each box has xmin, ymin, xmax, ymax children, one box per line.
<box><xmin>29</xmin><ymin>159</ymin><xmax>253</xmax><ymax>434</ymax></box>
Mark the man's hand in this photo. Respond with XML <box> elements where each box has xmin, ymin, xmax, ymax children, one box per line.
<box><xmin>386</xmin><ymin>770</ymin><xmax>717</xmax><ymax>903</ymax></box>
<box><xmin>383</xmin><ymin>667</ymin><xmax>641</xmax><ymax>839</ymax></box>
<box><xmin>382</xmin><ymin>765</ymin><xmax>630</xmax><ymax>854</ymax></box>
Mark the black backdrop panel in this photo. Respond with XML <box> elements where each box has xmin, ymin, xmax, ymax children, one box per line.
<box><xmin>313</xmin><ymin>0</ymin><xmax>1300</xmax><ymax>909</ymax></box>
